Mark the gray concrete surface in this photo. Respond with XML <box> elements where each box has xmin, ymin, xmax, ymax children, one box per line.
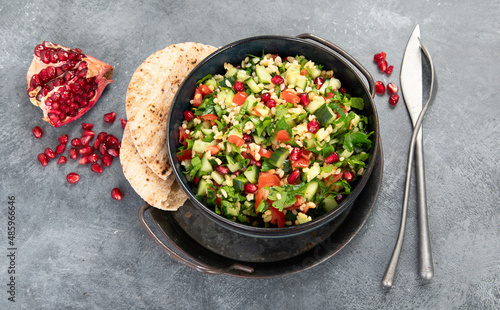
<box><xmin>0</xmin><ymin>0</ymin><xmax>499</xmax><ymax>309</ymax></box>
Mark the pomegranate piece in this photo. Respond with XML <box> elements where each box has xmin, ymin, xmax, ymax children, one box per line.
<box><xmin>287</xmin><ymin>170</ymin><xmax>301</xmax><ymax>184</ymax></box>
<box><xmin>375</xmin><ymin>81</ymin><xmax>386</xmax><ymax>95</ymax></box>
<box><xmin>243</xmin><ymin>134</ymin><xmax>253</xmax><ymax>143</ymax></box>
<box><xmin>343</xmin><ymin>171</ymin><xmax>354</xmax><ymax>183</ymax></box>
<box><xmin>244</xmin><ymin>183</ymin><xmax>258</xmax><ymax>194</ymax></box>
<box><xmin>385</xmin><ymin>65</ymin><xmax>394</xmax><ymax>75</ymax></box>
<box><xmin>79</xmin><ymin>146</ymin><xmax>93</xmax><ymax>156</ymax></box>
<box><xmin>37</xmin><ymin>153</ymin><xmax>49</xmax><ymax>166</ymax></box>
<box><xmin>314</xmin><ymin>76</ymin><xmax>325</xmax><ymax>88</ymax></box>
<box><xmin>57</xmin><ymin>156</ymin><xmax>67</xmax><ymax>164</ymax></box>
<box><xmin>68</xmin><ymin>148</ymin><xmax>79</xmax><ymax>160</ymax></box>
<box><xmin>107</xmin><ymin>148</ymin><xmax>120</xmax><ymax>157</ymax></box>
<box><xmin>335</xmin><ymin>194</ymin><xmax>345</xmax><ymax>203</ymax></box>
<box><xmin>71</xmin><ymin>138</ymin><xmax>82</xmax><ymax>147</ymax></box>
<box><xmin>260</xmin><ymin>92</ymin><xmax>271</xmax><ymax>102</ymax></box>
<box><xmin>90</xmin><ymin>162</ymin><xmax>103</xmax><ymax>174</ymax></box>
<box><xmin>324</xmin><ymin>152</ymin><xmax>340</xmax><ymax>164</ymax></box>
<box><xmin>81</xmin><ymin>134</ymin><xmax>93</xmax><ymax>146</ymax></box>
<box><xmin>26</xmin><ymin>41</ymin><xmax>113</xmax><ymax>127</ymax></box>
<box><xmin>32</xmin><ymin>126</ymin><xmax>44</xmax><ymax>139</ymax></box>
<box><xmin>98</xmin><ymin>143</ymin><xmax>108</xmax><ymax>156</ymax></box>
<box><xmin>93</xmin><ymin>138</ymin><xmax>100</xmax><ymax>149</ymax></box>
<box><xmin>373</xmin><ymin>52</ymin><xmax>386</xmax><ymax>62</ymax></box>
<box><xmin>55</xmin><ymin>144</ymin><xmax>66</xmax><ymax>155</ymax></box>
<box><xmin>389</xmin><ymin>94</ymin><xmax>400</xmax><ymax>106</ymax></box>
<box><xmin>298</xmin><ymin>93</ymin><xmax>309</xmax><ymax>106</ymax></box>
<box><xmin>111</xmin><ymin>188</ymin><xmax>123</xmax><ymax>201</ymax></box>
<box><xmin>58</xmin><ymin>134</ymin><xmax>69</xmax><ymax>144</ymax></box>
<box><xmin>101</xmin><ymin>154</ymin><xmax>113</xmax><ymax>167</ymax></box>
<box><xmin>44</xmin><ymin>147</ymin><xmax>56</xmax><ymax>159</ymax></box>
<box><xmin>265</xmin><ymin>99</ymin><xmax>276</xmax><ymax>108</ymax></box>
<box><xmin>97</xmin><ymin>131</ymin><xmax>107</xmax><ymax>142</ymax></box>
<box><xmin>103</xmin><ymin>111</ymin><xmax>116</xmax><ymax>124</ymax></box>
<box><xmin>387</xmin><ymin>83</ymin><xmax>399</xmax><ymax>94</ymax></box>
<box><xmin>307</xmin><ymin>120</ymin><xmax>320</xmax><ymax>133</ymax></box>
<box><xmin>66</xmin><ymin>172</ymin><xmax>80</xmax><ymax>184</ymax></box>
<box><xmin>119</xmin><ymin>118</ymin><xmax>127</xmax><ymax>129</ymax></box>
<box><xmin>271</xmin><ymin>75</ymin><xmax>284</xmax><ymax>85</ymax></box>
<box><xmin>184</xmin><ymin>111</ymin><xmax>194</xmax><ymax>121</ymax></box>
<box><xmin>88</xmin><ymin>153</ymin><xmax>99</xmax><ymax>163</ymax></box>
<box><xmin>233</xmin><ymin>81</ymin><xmax>245</xmax><ymax>92</ymax></box>
<box><xmin>377</xmin><ymin>59</ymin><xmax>388</xmax><ymax>72</ymax></box>
<box><xmin>82</xmin><ymin>129</ymin><xmax>95</xmax><ymax>137</ymax></box>
<box><xmin>81</xmin><ymin>123</ymin><xmax>93</xmax><ymax>130</ymax></box>
<box><xmin>78</xmin><ymin>156</ymin><xmax>90</xmax><ymax>165</ymax></box>
<box><xmin>339</xmin><ymin>87</ymin><xmax>347</xmax><ymax>94</ymax></box>
<box><xmin>290</xmin><ymin>147</ymin><xmax>302</xmax><ymax>161</ymax></box>
<box><xmin>105</xmin><ymin>134</ymin><xmax>119</xmax><ymax>146</ymax></box>
<box><xmin>215</xmin><ymin>165</ymin><xmax>229</xmax><ymax>175</ymax></box>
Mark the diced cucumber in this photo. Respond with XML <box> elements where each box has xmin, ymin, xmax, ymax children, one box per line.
<box><xmin>237</xmin><ymin>69</ymin><xmax>251</xmax><ymax>81</ymax></box>
<box><xmin>318</xmin><ymin>78</ymin><xmax>330</xmax><ymax>94</ymax></box>
<box><xmin>286</xmin><ymin>117</ymin><xmax>297</xmax><ymax>128</ymax></box>
<box><xmin>221</xmin><ymin>200</ymin><xmax>240</xmax><ymax>217</ymax></box>
<box><xmin>309</xmin><ymin>67</ymin><xmax>321</xmax><ymax>79</ymax></box>
<box><xmin>201</xmin><ymin>128</ymin><xmax>213</xmax><ymax>136</ymax></box>
<box><xmin>245</xmin><ymin>94</ymin><xmax>257</xmax><ymax>110</ymax></box>
<box><xmin>218</xmin><ymin>88</ymin><xmax>235</xmax><ymax>106</ymax></box>
<box><xmin>193</xmin><ymin>140</ymin><xmax>211</xmax><ymax>153</ymax></box>
<box><xmin>226</xmin><ymin>155</ymin><xmax>243</xmax><ymax>172</ymax></box>
<box><xmin>225</xmin><ymin>67</ymin><xmax>238</xmax><ymax>78</ymax></box>
<box><xmin>228</xmin><ymin>127</ymin><xmax>243</xmax><ymax>138</ymax></box>
<box><xmin>304</xmin><ymin>181</ymin><xmax>319</xmax><ymax>201</ymax></box>
<box><xmin>286</xmin><ymin>64</ymin><xmax>300</xmax><ymax>87</ymax></box>
<box><xmin>199</xmin><ymin>153</ymin><xmax>213</xmax><ymax>175</ymax></box>
<box><xmin>245</xmin><ymin>77</ymin><xmax>262</xmax><ymax>93</ymax></box>
<box><xmin>305</xmin><ymin>163</ymin><xmax>320</xmax><ymax>182</ymax></box>
<box><xmin>201</xmin><ymin>121</ymin><xmax>212</xmax><ymax>129</ymax></box>
<box><xmin>204</xmin><ymin>78</ymin><xmax>217</xmax><ymax>89</ymax></box>
<box><xmin>282</xmin><ymin>159</ymin><xmax>292</xmax><ymax>174</ymax></box>
<box><xmin>296</xmin><ymin>75</ymin><xmax>308</xmax><ymax>90</ymax></box>
<box><xmin>211</xmin><ymin>171</ymin><xmax>225</xmax><ymax>185</ymax></box>
<box><xmin>255</xmin><ymin>65</ymin><xmax>272</xmax><ymax>84</ymax></box>
<box><xmin>244</xmin><ymin>165</ymin><xmax>259</xmax><ymax>184</ymax></box>
<box><xmin>340</xmin><ymin>149</ymin><xmax>354</xmax><ymax>159</ymax></box>
<box><xmin>305</xmin><ymin>96</ymin><xmax>325</xmax><ymax>114</ymax></box>
<box><xmin>252</xmin><ymin>102</ymin><xmax>270</xmax><ymax>117</ymax></box>
<box><xmin>304</xmin><ymin>138</ymin><xmax>315</xmax><ymax>149</ymax></box>
<box><xmin>269</xmin><ymin>148</ymin><xmax>289</xmax><ymax>168</ymax></box>
<box><xmin>330</xmin><ymin>78</ymin><xmax>341</xmax><ymax>90</ymax></box>
<box><xmin>233</xmin><ymin>178</ymin><xmax>244</xmax><ymax>192</ymax></box>
<box><xmin>297</xmin><ymin>212</ymin><xmax>311</xmax><ymax>224</ymax></box>
<box><xmin>323</xmin><ymin>195</ymin><xmax>339</xmax><ymax>212</ymax></box>
<box><xmin>197</xmin><ymin>179</ymin><xmax>209</xmax><ymax>197</ymax></box>
<box><xmin>315</xmin><ymin>128</ymin><xmax>328</xmax><ymax>142</ymax></box>
<box><xmin>242</xmin><ymin>200</ymin><xmax>253</xmax><ymax>211</ymax></box>
<box><xmin>253</xmin><ymin>135</ymin><xmax>267</xmax><ymax>145</ymax></box>
<box><xmin>314</xmin><ymin>103</ymin><xmax>336</xmax><ymax>126</ymax></box>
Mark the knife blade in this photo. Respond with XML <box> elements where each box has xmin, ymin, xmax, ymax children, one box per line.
<box><xmin>400</xmin><ymin>24</ymin><xmax>434</xmax><ymax>281</ymax></box>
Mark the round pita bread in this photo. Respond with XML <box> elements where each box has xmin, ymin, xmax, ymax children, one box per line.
<box><xmin>125</xmin><ymin>42</ymin><xmax>217</xmax><ymax>180</ymax></box>
<box><xmin>120</xmin><ymin>126</ymin><xmax>187</xmax><ymax>211</ymax></box>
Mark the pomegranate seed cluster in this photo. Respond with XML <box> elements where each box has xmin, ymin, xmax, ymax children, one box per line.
<box><xmin>372</xmin><ymin>52</ymin><xmax>400</xmax><ymax>106</ymax></box>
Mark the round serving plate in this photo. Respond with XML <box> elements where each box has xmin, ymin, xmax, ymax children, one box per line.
<box><xmin>138</xmin><ymin>141</ymin><xmax>383</xmax><ymax>278</ymax></box>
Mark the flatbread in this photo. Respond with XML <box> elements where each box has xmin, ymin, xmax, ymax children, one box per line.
<box><xmin>125</xmin><ymin>42</ymin><xmax>217</xmax><ymax>180</ymax></box>
<box><xmin>120</xmin><ymin>126</ymin><xmax>187</xmax><ymax>211</ymax></box>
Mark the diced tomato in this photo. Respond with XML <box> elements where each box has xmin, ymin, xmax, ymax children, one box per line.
<box><xmin>269</xmin><ymin>206</ymin><xmax>285</xmax><ymax>228</ymax></box>
<box><xmin>192</xmin><ymin>89</ymin><xmax>203</xmax><ymax>106</ymax></box>
<box><xmin>301</xmin><ymin>149</ymin><xmax>312</xmax><ymax>159</ymax></box>
<box><xmin>232</xmin><ymin>91</ymin><xmax>248</xmax><ymax>106</ymax></box>
<box><xmin>325</xmin><ymin>91</ymin><xmax>335</xmax><ymax>99</ymax></box>
<box><xmin>291</xmin><ymin>158</ymin><xmax>309</xmax><ymax>168</ymax></box>
<box><xmin>258</xmin><ymin>172</ymin><xmax>281</xmax><ymax>190</ymax></box>
<box><xmin>198</xmin><ymin>84</ymin><xmax>212</xmax><ymax>96</ymax></box>
<box><xmin>258</xmin><ymin>148</ymin><xmax>273</xmax><ymax>158</ymax></box>
<box><xmin>228</xmin><ymin>135</ymin><xmax>245</xmax><ymax>147</ymax></box>
<box><xmin>300</xmin><ymin>69</ymin><xmax>309</xmax><ymax>76</ymax></box>
<box><xmin>202</xmin><ymin>113</ymin><xmax>219</xmax><ymax>125</ymax></box>
<box><xmin>285</xmin><ymin>195</ymin><xmax>303</xmax><ymax>210</ymax></box>
<box><xmin>178</xmin><ymin>127</ymin><xmax>190</xmax><ymax>147</ymax></box>
<box><xmin>329</xmin><ymin>173</ymin><xmax>343</xmax><ymax>183</ymax></box>
<box><xmin>206</xmin><ymin>145</ymin><xmax>220</xmax><ymax>155</ymax></box>
<box><xmin>276</xmin><ymin>130</ymin><xmax>291</xmax><ymax>142</ymax></box>
<box><xmin>176</xmin><ymin>149</ymin><xmax>192</xmax><ymax>161</ymax></box>
<box><xmin>280</xmin><ymin>90</ymin><xmax>301</xmax><ymax>104</ymax></box>
<box><xmin>255</xmin><ymin>188</ymin><xmax>269</xmax><ymax>212</ymax></box>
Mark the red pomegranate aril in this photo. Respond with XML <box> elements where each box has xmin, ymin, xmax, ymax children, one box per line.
<box><xmin>215</xmin><ymin>165</ymin><xmax>230</xmax><ymax>175</ymax></box>
<box><xmin>58</xmin><ymin>134</ymin><xmax>69</xmax><ymax>144</ymax></box>
<box><xmin>57</xmin><ymin>156</ymin><xmax>67</xmax><ymax>164</ymax></box>
<box><xmin>111</xmin><ymin>188</ymin><xmax>123</xmax><ymax>201</ymax></box>
<box><xmin>343</xmin><ymin>171</ymin><xmax>354</xmax><ymax>183</ymax></box>
<box><xmin>260</xmin><ymin>92</ymin><xmax>271</xmax><ymax>102</ymax></box>
<box><xmin>107</xmin><ymin>148</ymin><xmax>119</xmax><ymax>157</ymax></box>
<box><xmin>389</xmin><ymin>94</ymin><xmax>400</xmax><ymax>106</ymax></box>
<box><xmin>78</xmin><ymin>156</ymin><xmax>90</xmax><ymax>165</ymax></box>
<box><xmin>324</xmin><ymin>152</ymin><xmax>340</xmax><ymax>164</ymax></box>
<box><xmin>93</xmin><ymin>138</ymin><xmax>100</xmax><ymax>149</ymax></box>
<box><xmin>103</xmin><ymin>111</ymin><xmax>116</xmax><ymax>124</ymax></box>
<box><xmin>378</xmin><ymin>59</ymin><xmax>388</xmax><ymax>72</ymax></box>
<box><xmin>287</xmin><ymin>170</ymin><xmax>301</xmax><ymax>184</ymax></box>
<box><xmin>299</xmin><ymin>93</ymin><xmax>309</xmax><ymax>106</ymax></box>
<box><xmin>105</xmin><ymin>134</ymin><xmax>118</xmax><ymax>146</ymax></box>
<box><xmin>265</xmin><ymin>99</ymin><xmax>276</xmax><ymax>108</ymax></box>
<box><xmin>44</xmin><ymin>147</ymin><xmax>56</xmax><ymax>159</ymax></box>
<box><xmin>81</xmin><ymin>134</ymin><xmax>93</xmax><ymax>146</ymax></box>
<box><xmin>243</xmin><ymin>134</ymin><xmax>253</xmax><ymax>143</ymax></box>
<box><xmin>37</xmin><ymin>153</ymin><xmax>49</xmax><ymax>166</ymax></box>
<box><xmin>244</xmin><ymin>183</ymin><xmax>258</xmax><ymax>194</ymax></box>
<box><xmin>249</xmin><ymin>158</ymin><xmax>261</xmax><ymax>167</ymax></box>
<box><xmin>66</xmin><ymin>172</ymin><xmax>80</xmax><ymax>184</ymax></box>
<box><xmin>385</xmin><ymin>65</ymin><xmax>394</xmax><ymax>75</ymax></box>
<box><xmin>97</xmin><ymin>132</ymin><xmax>107</xmax><ymax>142</ymax></box>
<box><xmin>90</xmin><ymin>162</ymin><xmax>103</xmax><ymax>174</ymax></box>
<box><xmin>335</xmin><ymin>194</ymin><xmax>345</xmax><ymax>203</ymax></box>
<box><xmin>339</xmin><ymin>87</ymin><xmax>347</xmax><ymax>94</ymax></box>
<box><xmin>373</xmin><ymin>52</ymin><xmax>386</xmax><ymax>62</ymax></box>
<box><xmin>32</xmin><ymin>126</ymin><xmax>43</xmax><ymax>139</ymax></box>
<box><xmin>55</xmin><ymin>144</ymin><xmax>66</xmax><ymax>155</ymax></box>
<box><xmin>375</xmin><ymin>81</ymin><xmax>386</xmax><ymax>95</ymax></box>
<box><xmin>290</xmin><ymin>147</ymin><xmax>302</xmax><ymax>161</ymax></box>
<box><xmin>68</xmin><ymin>148</ymin><xmax>79</xmax><ymax>160</ymax></box>
<box><xmin>119</xmin><ymin>118</ymin><xmax>127</xmax><ymax>129</ymax></box>
<box><xmin>101</xmin><ymin>154</ymin><xmax>113</xmax><ymax>167</ymax></box>
<box><xmin>81</xmin><ymin>123</ymin><xmax>93</xmax><ymax>130</ymax></box>
<box><xmin>117</xmin><ymin>141</ymin><xmax>121</xmax><ymax>149</ymax></box>
<box><xmin>82</xmin><ymin>129</ymin><xmax>95</xmax><ymax>137</ymax></box>
<box><xmin>99</xmin><ymin>143</ymin><xmax>107</xmax><ymax>156</ymax></box>
<box><xmin>387</xmin><ymin>83</ymin><xmax>399</xmax><ymax>94</ymax></box>
<box><xmin>307</xmin><ymin>120</ymin><xmax>320</xmax><ymax>133</ymax></box>
<box><xmin>184</xmin><ymin>110</ymin><xmax>194</xmax><ymax>121</ymax></box>
<box><xmin>34</xmin><ymin>44</ymin><xmax>44</xmax><ymax>57</ymax></box>
<box><xmin>79</xmin><ymin>146</ymin><xmax>93</xmax><ymax>156</ymax></box>
<box><xmin>88</xmin><ymin>153</ymin><xmax>99</xmax><ymax>163</ymax></box>
<box><xmin>233</xmin><ymin>81</ymin><xmax>245</xmax><ymax>92</ymax></box>
<box><xmin>71</xmin><ymin>138</ymin><xmax>82</xmax><ymax>147</ymax></box>
<box><xmin>314</xmin><ymin>76</ymin><xmax>325</xmax><ymax>88</ymax></box>
<box><xmin>271</xmin><ymin>75</ymin><xmax>284</xmax><ymax>85</ymax></box>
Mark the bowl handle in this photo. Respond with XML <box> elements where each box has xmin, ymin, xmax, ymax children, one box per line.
<box><xmin>138</xmin><ymin>204</ymin><xmax>254</xmax><ymax>275</ymax></box>
<box><xmin>296</xmin><ymin>33</ymin><xmax>375</xmax><ymax>99</ymax></box>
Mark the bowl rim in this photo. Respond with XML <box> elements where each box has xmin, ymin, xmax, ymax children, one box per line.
<box><xmin>167</xmin><ymin>34</ymin><xmax>380</xmax><ymax>238</ymax></box>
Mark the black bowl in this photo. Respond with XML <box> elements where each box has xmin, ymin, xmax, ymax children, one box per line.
<box><xmin>167</xmin><ymin>34</ymin><xmax>379</xmax><ymax>239</ymax></box>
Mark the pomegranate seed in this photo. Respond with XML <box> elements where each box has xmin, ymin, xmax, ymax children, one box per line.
<box><xmin>97</xmin><ymin>132</ymin><xmax>107</xmax><ymax>142</ymax></box>
<box><xmin>378</xmin><ymin>59</ymin><xmax>388</xmax><ymax>72</ymax></box>
<box><xmin>117</xmin><ymin>141</ymin><xmax>121</xmax><ymax>149</ymax></box>
<box><xmin>184</xmin><ymin>110</ymin><xmax>195</xmax><ymax>121</ymax></box>
<box><xmin>81</xmin><ymin>135</ymin><xmax>93</xmax><ymax>146</ymax></box>
<box><xmin>111</xmin><ymin>188</ymin><xmax>123</xmax><ymax>201</ymax></box>
<box><xmin>335</xmin><ymin>194</ymin><xmax>345</xmax><ymax>203</ymax></box>
<box><xmin>260</xmin><ymin>92</ymin><xmax>271</xmax><ymax>102</ymax></box>
<box><xmin>385</xmin><ymin>65</ymin><xmax>394</xmax><ymax>75</ymax></box>
<box><xmin>265</xmin><ymin>99</ymin><xmax>276</xmax><ymax>108</ymax></box>
<box><xmin>66</xmin><ymin>172</ymin><xmax>80</xmax><ymax>184</ymax></box>
<box><xmin>373</xmin><ymin>52</ymin><xmax>386</xmax><ymax>62</ymax></box>
<box><xmin>90</xmin><ymin>162</ymin><xmax>103</xmax><ymax>174</ymax></box>
<box><xmin>55</xmin><ymin>144</ymin><xmax>66</xmax><ymax>154</ymax></box>
<box><xmin>375</xmin><ymin>81</ymin><xmax>385</xmax><ymax>95</ymax></box>
<box><xmin>243</xmin><ymin>134</ymin><xmax>253</xmax><ymax>143</ymax></box>
<box><xmin>299</xmin><ymin>93</ymin><xmax>309</xmax><ymax>106</ymax></box>
<box><xmin>58</xmin><ymin>134</ymin><xmax>69</xmax><ymax>144</ymax></box>
<box><xmin>82</xmin><ymin>123</ymin><xmax>93</xmax><ymax>130</ymax></box>
<box><xmin>249</xmin><ymin>158</ymin><xmax>261</xmax><ymax>167</ymax></box>
<box><xmin>101</xmin><ymin>154</ymin><xmax>113</xmax><ymax>167</ymax></box>
<box><xmin>93</xmin><ymin>138</ymin><xmax>100</xmax><ymax>149</ymax></box>
<box><xmin>119</xmin><ymin>118</ymin><xmax>127</xmax><ymax>129</ymax></box>
<box><xmin>37</xmin><ymin>153</ymin><xmax>48</xmax><ymax>166</ymax></box>
<box><xmin>271</xmin><ymin>75</ymin><xmax>284</xmax><ymax>85</ymax></box>
<box><xmin>99</xmin><ymin>143</ymin><xmax>108</xmax><ymax>156</ymax></box>
<box><xmin>88</xmin><ymin>153</ymin><xmax>99</xmax><ymax>163</ymax></box>
<box><xmin>287</xmin><ymin>170</ymin><xmax>301</xmax><ymax>184</ymax></box>
<box><xmin>241</xmin><ymin>152</ymin><xmax>251</xmax><ymax>159</ymax></box>
<box><xmin>78</xmin><ymin>156</ymin><xmax>90</xmax><ymax>165</ymax></box>
<box><xmin>79</xmin><ymin>146</ymin><xmax>93</xmax><ymax>156</ymax></box>
<box><xmin>307</xmin><ymin>120</ymin><xmax>320</xmax><ymax>133</ymax></box>
<box><xmin>387</xmin><ymin>83</ymin><xmax>399</xmax><ymax>94</ymax></box>
<box><xmin>314</xmin><ymin>77</ymin><xmax>325</xmax><ymax>88</ymax></box>
<box><xmin>215</xmin><ymin>165</ymin><xmax>229</xmax><ymax>175</ymax></box>
<box><xmin>34</xmin><ymin>44</ymin><xmax>44</xmax><ymax>57</ymax></box>
<box><xmin>82</xmin><ymin>129</ymin><xmax>95</xmax><ymax>137</ymax></box>
<box><xmin>233</xmin><ymin>81</ymin><xmax>245</xmax><ymax>92</ymax></box>
<box><xmin>290</xmin><ymin>147</ymin><xmax>302</xmax><ymax>161</ymax></box>
<box><xmin>324</xmin><ymin>152</ymin><xmax>340</xmax><ymax>164</ymax></box>
<box><xmin>68</xmin><ymin>148</ymin><xmax>79</xmax><ymax>160</ymax></box>
<box><xmin>71</xmin><ymin>138</ymin><xmax>82</xmax><ymax>147</ymax></box>
<box><xmin>103</xmin><ymin>112</ymin><xmax>116</xmax><ymax>124</ymax></box>
<box><xmin>105</xmin><ymin>134</ymin><xmax>119</xmax><ymax>146</ymax></box>
<box><xmin>339</xmin><ymin>87</ymin><xmax>347</xmax><ymax>94</ymax></box>
<box><xmin>389</xmin><ymin>94</ymin><xmax>400</xmax><ymax>106</ymax></box>
<box><xmin>44</xmin><ymin>147</ymin><xmax>56</xmax><ymax>159</ymax></box>
<box><xmin>343</xmin><ymin>171</ymin><xmax>355</xmax><ymax>182</ymax></box>
<box><xmin>57</xmin><ymin>156</ymin><xmax>67</xmax><ymax>164</ymax></box>
<box><xmin>107</xmin><ymin>148</ymin><xmax>120</xmax><ymax>157</ymax></box>
<box><xmin>244</xmin><ymin>183</ymin><xmax>258</xmax><ymax>194</ymax></box>
<box><xmin>32</xmin><ymin>126</ymin><xmax>43</xmax><ymax>139</ymax></box>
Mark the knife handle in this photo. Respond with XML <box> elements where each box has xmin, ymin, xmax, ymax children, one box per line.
<box><xmin>415</xmin><ymin>129</ymin><xmax>434</xmax><ymax>280</ymax></box>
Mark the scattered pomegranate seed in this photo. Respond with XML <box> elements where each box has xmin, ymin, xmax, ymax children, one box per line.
<box><xmin>307</xmin><ymin>120</ymin><xmax>320</xmax><ymax>133</ymax></box>
<box><xmin>385</xmin><ymin>65</ymin><xmax>394</xmax><ymax>75</ymax></box>
<box><xmin>88</xmin><ymin>153</ymin><xmax>99</xmax><ymax>163</ymax></box>
<box><xmin>299</xmin><ymin>93</ymin><xmax>309</xmax><ymax>106</ymax></box>
<box><xmin>68</xmin><ymin>148</ymin><xmax>79</xmax><ymax>160</ymax></box>
<box><xmin>97</xmin><ymin>132</ymin><xmax>107</xmax><ymax>143</ymax></box>
<box><xmin>81</xmin><ymin>123</ymin><xmax>93</xmax><ymax>130</ymax></box>
<box><xmin>119</xmin><ymin>118</ymin><xmax>127</xmax><ymax>129</ymax></box>
<box><xmin>287</xmin><ymin>170</ymin><xmax>301</xmax><ymax>184</ymax></box>
<box><xmin>78</xmin><ymin>156</ymin><xmax>90</xmax><ymax>165</ymax></box>
<box><xmin>71</xmin><ymin>138</ymin><xmax>82</xmax><ymax>147</ymax></box>
<box><xmin>373</xmin><ymin>52</ymin><xmax>386</xmax><ymax>62</ymax></box>
<box><xmin>103</xmin><ymin>112</ymin><xmax>116</xmax><ymax>124</ymax></box>
<box><xmin>265</xmin><ymin>99</ymin><xmax>276</xmax><ymax>108</ymax></box>
<box><xmin>82</xmin><ymin>129</ymin><xmax>95</xmax><ymax>137</ymax></box>
<box><xmin>271</xmin><ymin>75</ymin><xmax>284</xmax><ymax>85</ymax></box>
<box><xmin>244</xmin><ymin>183</ymin><xmax>258</xmax><ymax>194</ymax></box>
<box><xmin>90</xmin><ymin>162</ymin><xmax>103</xmax><ymax>173</ymax></box>
<box><xmin>389</xmin><ymin>94</ymin><xmax>400</xmax><ymax>106</ymax></box>
<box><xmin>324</xmin><ymin>152</ymin><xmax>340</xmax><ymax>164</ymax></box>
<box><xmin>44</xmin><ymin>147</ymin><xmax>56</xmax><ymax>159</ymax></box>
<box><xmin>233</xmin><ymin>81</ymin><xmax>245</xmax><ymax>92</ymax></box>
<box><xmin>335</xmin><ymin>194</ymin><xmax>345</xmax><ymax>203</ymax></box>
<box><xmin>32</xmin><ymin>126</ymin><xmax>44</xmax><ymax>139</ymax></box>
<box><xmin>184</xmin><ymin>110</ymin><xmax>195</xmax><ymax>121</ymax></box>
<box><xmin>243</xmin><ymin>134</ymin><xmax>253</xmax><ymax>143</ymax></box>
<box><xmin>101</xmin><ymin>154</ymin><xmax>113</xmax><ymax>167</ymax></box>
<box><xmin>37</xmin><ymin>153</ymin><xmax>49</xmax><ymax>166</ymax></box>
<box><xmin>339</xmin><ymin>87</ymin><xmax>347</xmax><ymax>94</ymax></box>
<box><xmin>93</xmin><ymin>138</ymin><xmax>100</xmax><ymax>149</ymax></box>
<box><xmin>81</xmin><ymin>135</ymin><xmax>93</xmax><ymax>146</ymax></box>
<box><xmin>57</xmin><ymin>156</ymin><xmax>67</xmax><ymax>164</ymax></box>
<box><xmin>260</xmin><ymin>92</ymin><xmax>271</xmax><ymax>102</ymax></box>
<box><xmin>99</xmin><ymin>143</ymin><xmax>108</xmax><ymax>156</ymax></box>
<box><xmin>55</xmin><ymin>144</ymin><xmax>66</xmax><ymax>154</ymax></box>
<box><xmin>117</xmin><ymin>141</ymin><xmax>121</xmax><ymax>149</ymax></box>
<box><xmin>105</xmin><ymin>134</ymin><xmax>119</xmax><ymax>146</ymax></box>
<box><xmin>215</xmin><ymin>165</ymin><xmax>230</xmax><ymax>175</ymax></box>
<box><xmin>111</xmin><ymin>188</ymin><xmax>123</xmax><ymax>200</ymax></box>
<box><xmin>290</xmin><ymin>147</ymin><xmax>302</xmax><ymax>161</ymax></box>
<box><xmin>58</xmin><ymin>134</ymin><xmax>69</xmax><ymax>144</ymax></box>
<box><xmin>375</xmin><ymin>81</ymin><xmax>386</xmax><ymax>95</ymax></box>
<box><xmin>107</xmin><ymin>148</ymin><xmax>119</xmax><ymax>157</ymax></box>
<box><xmin>79</xmin><ymin>146</ymin><xmax>93</xmax><ymax>156</ymax></box>
<box><xmin>66</xmin><ymin>172</ymin><xmax>80</xmax><ymax>184</ymax></box>
<box><xmin>378</xmin><ymin>59</ymin><xmax>388</xmax><ymax>72</ymax></box>
<box><xmin>343</xmin><ymin>171</ymin><xmax>355</xmax><ymax>182</ymax></box>
<box><xmin>387</xmin><ymin>83</ymin><xmax>399</xmax><ymax>94</ymax></box>
<box><xmin>249</xmin><ymin>158</ymin><xmax>261</xmax><ymax>167</ymax></box>
<box><xmin>314</xmin><ymin>76</ymin><xmax>325</xmax><ymax>88</ymax></box>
